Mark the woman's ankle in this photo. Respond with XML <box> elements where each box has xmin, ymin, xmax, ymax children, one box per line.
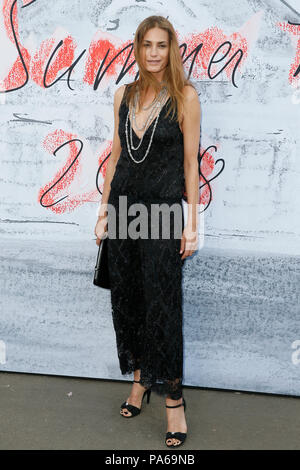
<box><xmin>133</xmin><ymin>369</ymin><xmax>141</xmax><ymax>382</ymax></box>
<box><xmin>166</xmin><ymin>395</ymin><xmax>183</xmax><ymax>404</ymax></box>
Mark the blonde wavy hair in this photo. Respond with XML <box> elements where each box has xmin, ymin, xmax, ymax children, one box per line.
<box><xmin>124</xmin><ymin>15</ymin><xmax>196</xmax><ymax>124</ymax></box>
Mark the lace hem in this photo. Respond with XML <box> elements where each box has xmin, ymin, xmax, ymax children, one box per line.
<box><xmin>118</xmin><ymin>354</ymin><xmax>183</xmax><ymax>400</ymax></box>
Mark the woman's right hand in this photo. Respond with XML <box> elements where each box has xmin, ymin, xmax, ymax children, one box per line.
<box><xmin>94</xmin><ymin>215</ymin><xmax>108</xmax><ymax>246</ymax></box>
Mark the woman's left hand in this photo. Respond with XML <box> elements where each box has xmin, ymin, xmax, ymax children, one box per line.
<box><xmin>180</xmin><ymin>226</ymin><xmax>198</xmax><ymax>260</ymax></box>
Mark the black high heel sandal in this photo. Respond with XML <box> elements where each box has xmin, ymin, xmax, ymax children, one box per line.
<box><xmin>165</xmin><ymin>397</ymin><xmax>187</xmax><ymax>448</ymax></box>
<box><xmin>120</xmin><ymin>379</ymin><xmax>152</xmax><ymax>418</ymax></box>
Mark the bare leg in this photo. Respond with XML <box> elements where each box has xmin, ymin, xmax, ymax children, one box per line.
<box><xmin>165</xmin><ymin>395</ymin><xmax>187</xmax><ymax>446</ymax></box>
<box><xmin>120</xmin><ymin>369</ymin><xmax>149</xmax><ymax>417</ymax></box>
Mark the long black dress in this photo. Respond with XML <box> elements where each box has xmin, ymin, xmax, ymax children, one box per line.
<box><xmin>107</xmin><ymin>83</ymin><xmax>185</xmax><ymax>400</ymax></box>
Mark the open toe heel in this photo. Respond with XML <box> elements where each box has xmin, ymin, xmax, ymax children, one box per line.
<box><xmin>120</xmin><ymin>379</ymin><xmax>152</xmax><ymax>418</ymax></box>
<box><xmin>165</xmin><ymin>397</ymin><xmax>187</xmax><ymax>448</ymax></box>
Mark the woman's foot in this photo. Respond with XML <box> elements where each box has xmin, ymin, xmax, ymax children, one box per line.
<box><xmin>165</xmin><ymin>396</ymin><xmax>188</xmax><ymax>446</ymax></box>
<box><xmin>120</xmin><ymin>370</ymin><xmax>148</xmax><ymax>417</ymax></box>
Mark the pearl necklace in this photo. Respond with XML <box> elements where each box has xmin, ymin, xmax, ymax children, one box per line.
<box><xmin>140</xmin><ymin>81</ymin><xmax>168</xmax><ymax>111</ymax></box>
<box><xmin>132</xmin><ymin>92</ymin><xmax>161</xmax><ymax>132</ymax></box>
<box><xmin>125</xmin><ymin>87</ymin><xmax>168</xmax><ymax>164</ymax></box>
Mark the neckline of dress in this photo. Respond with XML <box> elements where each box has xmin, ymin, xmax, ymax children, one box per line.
<box><xmin>127</xmin><ymin>96</ymin><xmax>171</xmax><ymax>140</ymax></box>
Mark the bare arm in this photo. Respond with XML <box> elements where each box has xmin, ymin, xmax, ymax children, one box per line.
<box><xmin>96</xmin><ymin>84</ymin><xmax>126</xmax><ymax>219</ymax></box>
<box><xmin>179</xmin><ymin>85</ymin><xmax>201</xmax><ymax>259</ymax></box>
<box><xmin>182</xmin><ymin>85</ymin><xmax>201</xmax><ymax>232</ymax></box>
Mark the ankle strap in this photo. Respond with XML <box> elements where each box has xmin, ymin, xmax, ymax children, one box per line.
<box><xmin>133</xmin><ymin>380</ymin><xmax>140</xmax><ymax>383</ymax></box>
<box><xmin>166</xmin><ymin>402</ymin><xmax>183</xmax><ymax>408</ymax></box>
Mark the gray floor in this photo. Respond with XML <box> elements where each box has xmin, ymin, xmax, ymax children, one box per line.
<box><xmin>0</xmin><ymin>371</ymin><xmax>300</xmax><ymax>450</ymax></box>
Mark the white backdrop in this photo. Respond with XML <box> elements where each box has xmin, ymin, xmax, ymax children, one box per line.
<box><xmin>0</xmin><ymin>0</ymin><xmax>300</xmax><ymax>396</ymax></box>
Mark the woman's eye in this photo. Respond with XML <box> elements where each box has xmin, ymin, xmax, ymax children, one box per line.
<box><xmin>143</xmin><ymin>44</ymin><xmax>166</xmax><ymax>48</ymax></box>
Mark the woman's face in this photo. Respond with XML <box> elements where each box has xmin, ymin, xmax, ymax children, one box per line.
<box><xmin>141</xmin><ymin>27</ymin><xmax>169</xmax><ymax>75</ymax></box>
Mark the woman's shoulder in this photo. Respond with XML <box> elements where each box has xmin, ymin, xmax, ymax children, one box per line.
<box><xmin>113</xmin><ymin>84</ymin><xmax>129</xmax><ymax>112</ymax></box>
<box><xmin>114</xmin><ymin>83</ymin><xmax>127</xmax><ymax>101</ymax></box>
<box><xmin>182</xmin><ymin>84</ymin><xmax>199</xmax><ymax>102</ymax></box>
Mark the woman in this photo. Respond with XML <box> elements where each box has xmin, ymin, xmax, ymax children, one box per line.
<box><xmin>94</xmin><ymin>15</ymin><xmax>200</xmax><ymax>448</ymax></box>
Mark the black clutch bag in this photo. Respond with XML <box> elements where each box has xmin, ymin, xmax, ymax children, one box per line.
<box><xmin>93</xmin><ymin>234</ymin><xmax>110</xmax><ymax>289</ymax></box>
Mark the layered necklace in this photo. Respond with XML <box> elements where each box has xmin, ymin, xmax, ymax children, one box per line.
<box><xmin>125</xmin><ymin>84</ymin><xmax>169</xmax><ymax>164</ymax></box>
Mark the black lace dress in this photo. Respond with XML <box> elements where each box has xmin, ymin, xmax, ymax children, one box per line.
<box><xmin>107</xmin><ymin>84</ymin><xmax>185</xmax><ymax>399</ymax></box>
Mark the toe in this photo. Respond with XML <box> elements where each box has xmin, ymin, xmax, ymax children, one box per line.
<box><xmin>121</xmin><ymin>408</ymin><xmax>131</xmax><ymax>416</ymax></box>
